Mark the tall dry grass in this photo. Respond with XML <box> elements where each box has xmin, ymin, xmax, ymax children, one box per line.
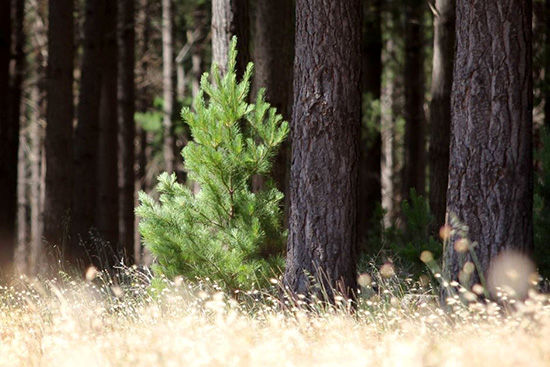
<box><xmin>1</xmin><ymin>265</ymin><xmax>550</xmax><ymax>367</ymax></box>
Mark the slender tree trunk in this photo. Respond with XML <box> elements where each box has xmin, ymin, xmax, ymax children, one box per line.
<box><xmin>73</xmin><ymin>0</ymin><xmax>105</xmax><ymax>263</ymax></box>
<box><xmin>0</xmin><ymin>0</ymin><xmax>16</xmax><ymax>270</ymax></box>
<box><xmin>15</xmin><ymin>117</ymin><xmax>28</xmax><ymax>274</ymax></box>
<box><xmin>97</xmin><ymin>0</ymin><xmax>119</xmax><ymax>262</ymax></box>
<box><xmin>211</xmin><ymin>0</ymin><xmax>250</xmax><ymax>75</ymax></box>
<box><xmin>358</xmin><ymin>0</ymin><xmax>382</xmax><ymax>247</ymax></box>
<box><xmin>162</xmin><ymin>0</ymin><xmax>175</xmax><ymax>173</ymax></box>
<box><xmin>284</xmin><ymin>0</ymin><xmax>361</xmax><ymax>300</ymax></box>
<box><xmin>444</xmin><ymin>0</ymin><xmax>533</xmax><ymax>285</ymax></box>
<box><xmin>545</xmin><ymin>0</ymin><xmax>550</xmax><ymax>128</ymax></box>
<box><xmin>251</xmin><ymin>0</ymin><xmax>294</xmax><ymax>220</ymax></box>
<box><xmin>118</xmin><ymin>0</ymin><xmax>136</xmax><ymax>264</ymax></box>
<box><xmin>44</xmin><ymin>0</ymin><xmax>74</xmax><ymax>260</ymax></box>
<box><xmin>402</xmin><ymin>0</ymin><xmax>427</xmax><ymax>200</ymax></box>
<box><xmin>429</xmin><ymin>0</ymin><xmax>455</xmax><ymax>232</ymax></box>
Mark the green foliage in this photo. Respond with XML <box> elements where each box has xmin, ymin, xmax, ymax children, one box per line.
<box><xmin>137</xmin><ymin>38</ymin><xmax>289</xmax><ymax>292</ymax></box>
<box><xmin>535</xmin><ymin>128</ymin><xmax>550</xmax><ymax>279</ymax></box>
<box><xmin>360</xmin><ymin>190</ymin><xmax>441</xmax><ymax>276</ymax></box>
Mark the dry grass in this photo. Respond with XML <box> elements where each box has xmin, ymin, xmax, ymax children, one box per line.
<box><xmin>1</xmin><ymin>267</ymin><xmax>550</xmax><ymax>367</ymax></box>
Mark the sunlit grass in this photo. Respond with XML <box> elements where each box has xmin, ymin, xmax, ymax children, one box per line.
<box><xmin>1</xmin><ymin>266</ymin><xmax>550</xmax><ymax>367</ymax></box>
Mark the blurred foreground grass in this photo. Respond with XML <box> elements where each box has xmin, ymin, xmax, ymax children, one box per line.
<box><xmin>1</xmin><ymin>267</ymin><xmax>550</xmax><ymax>367</ymax></box>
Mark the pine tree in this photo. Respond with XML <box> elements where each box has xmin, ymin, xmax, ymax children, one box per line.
<box><xmin>137</xmin><ymin>39</ymin><xmax>288</xmax><ymax>291</ymax></box>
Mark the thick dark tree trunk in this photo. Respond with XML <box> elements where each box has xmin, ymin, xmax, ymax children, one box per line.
<box><xmin>118</xmin><ymin>0</ymin><xmax>136</xmax><ymax>264</ymax></box>
<box><xmin>0</xmin><ymin>0</ymin><xmax>15</xmax><ymax>269</ymax></box>
<box><xmin>44</xmin><ymin>0</ymin><xmax>74</xmax><ymax>259</ymax></box>
<box><xmin>444</xmin><ymin>0</ymin><xmax>533</xmax><ymax>284</ymax></box>
<box><xmin>251</xmin><ymin>0</ymin><xmax>294</xmax><ymax>220</ymax></box>
<box><xmin>97</xmin><ymin>0</ymin><xmax>119</xmax><ymax>263</ymax></box>
<box><xmin>357</xmin><ymin>0</ymin><xmax>382</xmax><ymax>247</ymax></box>
<box><xmin>402</xmin><ymin>0</ymin><xmax>426</xmax><ymax>200</ymax></box>
<box><xmin>72</xmin><ymin>0</ymin><xmax>105</xmax><ymax>264</ymax></box>
<box><xmin>428</xmin><ymin>0</ymin><xmax>455</xmax><ymax>233</ymax></box>
<box><xmin>211</xmin><ymin>0</ymin><xmax>250</xmax><ymax>75</ymax></box>
<box><xmin>284</xmin><ymin>0</ymin><xmax>361</xmax><ymax>300</ymax></box>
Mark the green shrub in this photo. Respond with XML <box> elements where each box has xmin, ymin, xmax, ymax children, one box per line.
<box><xmin>136</xmin><ymin>38</ymin><xmax>289</xmax><ymax>292</ymax></box>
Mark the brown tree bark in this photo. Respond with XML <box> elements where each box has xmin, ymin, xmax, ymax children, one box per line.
<box><xmin>161</xmin><ymin>0</ymin><xmax>175</xmax><ymax>173</ymax></box>
<box><xmin>0</xmin><ymin>0</ymin><xmax>16</xmax><ymax>269</ymax></box>
<box><xmin>72</xmin><ymin>0</ymin><xmax>105</xmax><ymax>264</ymax></box>
<box><xmin>428</xmin><ymin>0</ymin><xmax>455</xmax><ymax>232</ymax></box>
<box><xmin>96</xmin><ymin>0</ymin><xmax>119</xmax><ymax>263</ymax></box>
<box><xmin>44</xmin><ymin>0</ymin><xmax>74</xmax><ymax>259</ymax></box>
<box><xmin>402</xmin><ymin>0</ymin><xmax>427</xmax><ymax>200</ymax></box>
<box><xmin>545</xmin><ymin>0</ymin><xmax>550</xmax><ymax>128</ymax></box>
<box><xmin>211</xmin><ymin>0</ymin><xmax>250</xmax><ymax>75</ymax></box>
<box><xmin>444</xmin><ymin>0</ymin><xmax>533</xmax><ymax>284</ymax></box>
<box><xmin>251</xmin><ymin>0</ymin><xmax>294</xmax><ymax>219</ymax></box>
<box><xmin>358</xmin><ymin>0</ymin><xmax>382</xmax><ymax>247</ymax></box>
<box><xmin>284</xmin><ymin>0</ymin><xmax>361</xmax><ymax>300</ymax></box>
<box><xmin>118</xmin><ymin>0</ymin><xmax>136</xmax><ymax>264</ymax></box>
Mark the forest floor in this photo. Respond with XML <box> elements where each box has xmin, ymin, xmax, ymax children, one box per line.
<box><xmin>1</xmin><ymin>268</ymin><xmax>549</xmax><ymax>367</ymax></box>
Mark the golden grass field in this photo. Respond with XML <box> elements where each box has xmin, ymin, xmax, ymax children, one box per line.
<box><xmin>1</xmin><ymin>263</ymin><xmax>550</xmax><ymax>367</ymax></box>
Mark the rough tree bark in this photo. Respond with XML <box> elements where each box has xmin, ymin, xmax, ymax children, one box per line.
<box><xmin>118</xmin><ymin>0</ymin><xmax>136</xmax><ymax>264</ymax></box>
<box><xmin>358</xmin><ymin>0</ymin><xmax>382</xmax><ymax>246</ymax></box>
<box><xmin>545</xmin><ymin>0</ymin><xmax>550</xmax><ymax>128</ymax></box>
<box><xmin>0</xmin><ymin>0</ymin><xmax>15</xmax><ymax>269</ymax></box>
<box><xmin>444</xmin><ymin>0</ymin><xmax>533</xmax><ymax>283</ymax></box>
<box><xmin>161</xmin><ymin>0</ymin><xmax>175</xmax><ymax>173</ymax></box>
<box><xmin>211</xmin><ymin>0</ymin><xmax>249</xmax><ymax>75</ymax></box>
<box><xmin>251</xmin><ymin>0</ymin><xmax>294</xmax><ymax>219</ymax></box>
<box><xmin>44</xmin><ymin>0</ymin><xmax>74</xmax><ymax>259</ymax></box>
<box><xmin>97</xmin><ymin>0</ymin><xmax>119</xmax><ymax>261</ymax></box>
<box><xmin>72</xmin><ymin>0</ymin><xmax>105</xmax><ymax>263</ymax></box>
<box><xmin>428</xmin><ymin>0</ymin><xmax>455</xmax><ymax>232</ymax></box>
<box><xmin>402</xmin><ymin>0</ymin><xmax>426</xmax><ymax>199</ymax></box>
<box><xmin>284</xmin><ymin>0</ymin><xmax>361</xmax><ymax>300</ymax></box>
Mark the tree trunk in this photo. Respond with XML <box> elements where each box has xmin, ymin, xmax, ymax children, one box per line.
<box><xmin>118</xmin><ymin>0</ymin><xmax>136</xmax><ymax>265</ymax></box>
<box><xmin>162</xmin><ymin>0</ymin><xmax>175</xmax><ymax>173</ymax></box>
<box><xmin>0</xmin><ymin>0</ymin><xmax>15</xmax><ymax>270</ymax></box>
<box><xmin>15</xmin><ymin>116</ymin><xmax>28</xmax><ymax>274</ymax></box>
<box><xmin>357</xmin><ymin>0</ymin><xmax>382</xmax><ymax>247</ymax></box>
<box><xmin>428</xmin><ymin>0</ymin><xmax>455</xmax><ymax>233</ymax></box>
<box><xmin>211</xmin><ymin>0</ymin><xmax>250</xmax><ymax>75</ymax></box>
<box><xmin>284</xmin><ymin>0</ymin><xmax>361</xmax><ymax>300</ymax></box>
<box><xmin>402</xmin><ymin>0</ymin><xmax>426</xmax><ymax>200</ymax></box>
<box><xmin>96</xmin><ymin>0</ymin><xmax>119</xmax><ymax>263</ymax></box>
<box><xmin>44</xmin><ymin>0</ymin><xmax>74</xmax><ymax>260</ymax></box>
<box><xmin>251</xmin><ymin>0</ymin><xmax>294</xmax><ymax>221</ymax></box>
<box><xmin>545</xmin><ymin>0</ymin><xmax>550</xmax><ymax>128</ymax></box>
<box><xmin>72</xmin><ymin>0</ymin><xmax>105</xmax><ymax>264</ymax></box>
<box><xmin>444</xmin><ymin>0</ymin><xmax>533</xmax><ymax>285</ymax></box>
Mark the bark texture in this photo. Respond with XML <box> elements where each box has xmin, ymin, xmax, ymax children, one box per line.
<box><xmin>358</xmin><ymin>0</ymin><xmax>382</xmax><ymax>246</ymax></box>
<box><xmin>428</xmin><ymin>0</ymin><xmax>455</xmax><ymax>232</ymax></box>
<box><xmin>162</xmin><ymin>0</ymin><xmax>175</xmax><ymax>173</ymax></box>
<box><xmin>251</xmin><ymin>0</ymin><xmax>294</xmax><ymax>218</ymax></box>
<box><xmin>402</xmin><ymin>0</ymin><xmax>426</xmax><ymax>199</ymax></box>
<box><xmin>211</xmin><ymin>0</ymin><xmax>249</xmax><ymax>75</ymax></box>
<box><xmin>118</xmin><ymin>0</ymin><xmax>136</xmax><ymax>264</ymax></box>
<box><xmin>444</xmin><ymin>0</ymin><xmax>533</xmax><ymax>282</ymax></box>
<box><xmin>0</xmin><ymin>0</ymin><xmax>15</xmax><ymax>269</ymax></box>
<box><xmin>284</xmin><ymin>0</ymin><xmax>361</xmax><ymax>300</ymax></box>
<box><xmin>44</xmin><ymin>0</ymin><xmax>74</xmax><ymax>257</ymax></box>
<box><xmin>72</xmin><ymin>0</ymin><xmax>105</xmax><ymax>263</ymax></box>
<box><xmin>545</xmin><ymin>0</ymin><xmax>550</xmax><ymax>128</ymax></box>
<box><xmin>97</xmin><ymin>0</ymin><xmax>119</xmax><ymax>260</ymax></box>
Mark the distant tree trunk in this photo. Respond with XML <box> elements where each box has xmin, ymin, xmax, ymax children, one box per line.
<box><xmin>358</xmin><ymin>0</ymin><xmax>382</xmax><ymax>247</ymax></box>
<box><xmin>402</xmin><ymin>0</ymin><xmax>426</xmax><ymax>200</ymax></box>
<box><xmin>118</xmin><ymin>0</ymin><xmax>136</xmax><ymax>264</ymax></box>
<box><xmin>15</xmin><ymin>119</ymin><xmax>28</xmax><ymax>274</ymax></box>
<box><xmin>0</xmin><ymin>0</ymin><xmax>16</xmax><ymax>270</ymax></box>
<box><xmin>162</xmin><ymin>0</ymin><xmax>175</xmax><ymax>173</ymax></box>
<box><xmin>97</xmin><ymin>0</ymin><xmax>119</xmax><ymax>262</ymax></box>
<box><xmin>284</xmin><ymin>0</ymin><xmax>361</xmax><ymax>301</ymax></box>
<box><xmin>73</xmin><ymin>0</ymin><xmax>105</xmax><ymax>263</ymax></box>
<box><xmin>428</xmin><ymin>0</ymin><xmax>455</xmax><ymax>233</ymax></box>
<box><xmin>545</xmin><ymin>0</ymin><xmax>550</xmax><ymax>128</ymax></box>
<box><xmin>211</xmin><ymin>0</ymin><xmax>250</xmax><ymax>75</ymax></box>
<box><xmin>251</xmin><ymin>0</ymin><xmax>294</xmax><ymax>220</ymax></box>
<box><xmin>44</xmin><ymin>0</ymin><xmax>74</xmax><ymax>259</ymax></box>
<box><xmin>444</xmin><ymin>0</ymin><xmax>533</xmax><ymax>284</ymax></box>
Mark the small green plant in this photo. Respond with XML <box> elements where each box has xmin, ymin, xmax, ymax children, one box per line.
<box><xmin>136</xmin><ymin>38</ymin><xmax>289</xmax><ymax>292</ymax></box>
